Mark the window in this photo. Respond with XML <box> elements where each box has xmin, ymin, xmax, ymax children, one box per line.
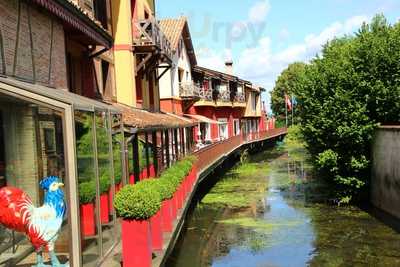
<box><xmin>178</xmin><ymin>68</ymin><xmax>184</xmax><ymax>83</ymax></box>
<box><xmin>203</xmin><ymin>80</ymin><xmax>209</xmax><ymax>90</ymax></box>
<box><xmin>218</xmin><ymin>118</ymin><xmax>228</xmax><ymax>140</ymax></box>
<box><xmin>75</xmin><ymin>110</ymin><xmax>118</xmax><ymax>266</ymax></box>
<box><xmin>252</xmin><ymin>92</ymin><xmax>257</xmax><ymax>112</ymax></box>
<box><xmin>0</xmin><ymin>93</ymin><xmax>70</xmax><ymax>265</ymax></box>
<box><xmin>233</xmin><ymin>119</ymin><xmax>240</xmax><ymax>136</ymax></box>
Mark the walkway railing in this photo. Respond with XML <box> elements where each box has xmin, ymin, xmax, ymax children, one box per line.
<box><xmin>194</xmin><ymin>127</ymin><xmax>287</xmax><ymax>174</ymax></box>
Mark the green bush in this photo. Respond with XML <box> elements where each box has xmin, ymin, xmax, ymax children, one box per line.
<box><xmin>79</xmin><ymin>181</ymin><xmax>96</xmax><ymax>204</ymax></box>
<box><xmin>99</xmin><ymin>174</ymin><xmax>111</xmax><ymax>194</ymax></box>
<box><xmin>137</xmin><ymin>178</ymin><xmax>174</xmax><ymax>201</ymax></box>
<box><xmin>157</xmin><ymin>178</ymin><xmax>176</xmax><ymax>200</ymax></box>
<box><xmin>275</xmin><ymin>15</ymin><xmax>400</xmax><ymax>201</ymax></box>
<box><xmin>114</xmin><ymin>183</ymin><xmax>161</xmax><ymax>220</ymax></box>
<box><xmin>114</xmin><ymin>157</ymin><xmax>196</xmax><ymax>219</ymax></box>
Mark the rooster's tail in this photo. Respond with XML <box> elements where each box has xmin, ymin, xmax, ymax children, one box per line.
<box><xmin>0</xmin><ymin>187</ymin><xmax>33</xmax><ymax>232</ymax></box>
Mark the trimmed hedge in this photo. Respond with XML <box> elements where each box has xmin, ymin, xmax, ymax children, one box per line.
<box><xmin>114</xmin><ymin>183</ymin><xmax>161</xmax><ymax>220</ymax></box>
<box><xmin>79</xmin><ymin>181</ymin><xmax>96</xmax><ymax>204</ymax></box>
<box><xmin>99</xmin><ymin>174</ymin><xmax>111</xmax><ymax>194</ymax></box>
<box><xmin>114</xmin><ymin>156</ymin><xmax>197</xmax><ymax>220</ymax></box>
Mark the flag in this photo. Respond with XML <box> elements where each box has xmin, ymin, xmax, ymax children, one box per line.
<box><xmin>285</xmin><ymin>94</ymin><xmax>292</xmax><ymax>111</ymax></box>
<box><xmin>292</xmin><ymin>95</ymin><xmax>297</xmax><ymax>106</ymax></box>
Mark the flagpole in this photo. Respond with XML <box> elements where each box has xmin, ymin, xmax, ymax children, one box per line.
<box><xmin>285</xmin><ymin>95</ymin><xmax>288</xmax><ymax>127</ymax></box>
<box><xmin>291</xmin><ymin>95</ymin><xmax>294</xmax><ymax>125</ymax></box>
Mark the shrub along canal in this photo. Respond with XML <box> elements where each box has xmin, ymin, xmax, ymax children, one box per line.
<box><xmin>166</xmin><ymin>141</ymin><xmax>400</xmax><ymax>267</ymax></box>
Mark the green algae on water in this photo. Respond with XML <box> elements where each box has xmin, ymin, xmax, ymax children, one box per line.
<box><xmin>201</xmin><ymin>161</ymin><xmax>270</xmax><ymax>208</ymax></box>
<box><xmin>217</xmin><ymin>217</ymin><xmax>302</xmax><ymax>234</ymax></box>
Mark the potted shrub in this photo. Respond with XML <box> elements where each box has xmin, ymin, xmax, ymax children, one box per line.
<box><xmin>110</xmin><ymin>169</ymin><xmax>123</xmax><ymax>210</ymax></box>
<box><xmin>114</xmin><ymin>183</ymin><xmax>161</xmax><ymax>267</ymax></box>
<box><xmin>135</xmin><ymin>179</ymin><xmax>164</xmax><ymax>251</ymax></box>
<box><xmin>79</xmin><ymin>181</ymin><xmax>96</xmax><ymax>237</ymax></box>
<box><xmin>100</xmin><ymin>175</ymin><xmax>111</xmax><ymax>224</ymax></box>
<box><xmin>161</xmin><ymin>172</ymin><xmax>180</xmax><ymax>219</ymax></box>
<box><xmin>157</xmin><ymin>176</ymin><xmax>176</xmax><ymax>232</ymax></box>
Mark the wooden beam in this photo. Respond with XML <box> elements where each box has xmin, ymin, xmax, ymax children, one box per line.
<box><xmin>145</xmin><ymin>132</ymin><xmax>150</xmax><ymax>178</ymax></box>
<box><xmin>132</xmin><ymin>134</ymin><xmax>140</xmax><ymax>183</ymax></box>
<box><xmin>165</xmin><ymin>130</ymin><xmax>170</xmax><ymax>167</ymax></box>
<box><xmin>174</xmin><ymin>128</ymin><xmax>179</xmax><ymax>161</ymax></box>
<box><xmin>152</xmin><ymin>131</ymin><xmax>158</xmax><ymax>177</ymax></box>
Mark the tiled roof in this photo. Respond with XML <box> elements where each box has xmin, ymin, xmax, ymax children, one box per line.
<box><xmin>159</xmin><ymin>17</ymin><xmax>197</xmax><ymax>65</ymax></box>
<box><xmin>159</xmin><ymin>17</ymin><xmax>187</xmax><ymax>51</ymax></box>
<box><xmin>115</xmin><ymin>103</ymin><xmax>196</xmax><ymax>131</ymax></box>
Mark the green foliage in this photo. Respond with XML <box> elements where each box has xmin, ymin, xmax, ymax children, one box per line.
<box><xmin>114</xmin><ymin>183</ymin><xmax>161</xmax><ymax>220</ymax></box>
<box><xmin>114</xmin><ymin>156</ymin><xmax>196</xmax><ymax>218</ymax></box>
<box><xmin>99</xmin><ymin>173</ymin><xmax>111</xmax><ymax>194</ymax></box>
<box><xmin>270</xmin><ymin>62</ymin><xmax>306</xmax><ymax>120</ymax></box>
<box><xmin>157</xmin><ymin>177</ymin><xmax>176</xmax><ymax>200</ymax></box>
<box><xmin>282</xmin><ymin>14</ymin><xmax>400</xmax><ymax>201</ymax></box>
<box><xmin>79</xmin><ymin>181</ymin><xmax>96</xmax><ymax>204</ymax></box>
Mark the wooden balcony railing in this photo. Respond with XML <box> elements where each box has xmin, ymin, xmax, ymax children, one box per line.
<box><xmin>218</xmin><ymin>90</ymin><xmax>231</xmax><ymax>102</ymax></box>
<box><xmin>234</xmin><ymin>92</ymin><xmax>245</xmax><ymax>103</ymax></box>
<box><xmin>194</xmin><ymin>128</ymin><xmax>287</xmax><ymax>173</ymax></box>
<box><xmin>179</xmin><ymin>82</ymin><xmax>201</xmax><ymax>99</ymax></box>
<box><xmin>198</xmin><ymin>88</ymin><xmax>213</xmax><ymax>101</ymax></box>
<box><xmin>133</xmin><ymin>18</ymin><xmax>173</xmax><ymax>60</ymax></box>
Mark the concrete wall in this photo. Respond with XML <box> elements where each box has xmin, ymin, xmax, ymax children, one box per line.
<box><xmin>371</xmin><ymin>126</ymin><xmax>400</xmax><ymax>219</ymax></box>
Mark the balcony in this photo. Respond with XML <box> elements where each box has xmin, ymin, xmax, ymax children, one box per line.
<box><xmin>179</xmin><ymin>82</ymin><xmax>200</xmax><ymax>99</ymax></box>
<box><xmin>194</xmin><ymin>88</ymin><xmax>215</xmax><ymax>107</ymax></box>
<box><xmin>216</xmin><ymin>90</ymin><xmax>232</xmax><ymax>107</ymax></box>
<box><xmin>233</xmin><ymin>91</ymin><xmax>246</xmax><ymax>108</ymax></box>
<box><xmin>133</xmin><ymin>18</ymin><xmax>173</xmax><ymax>74</ymax></box>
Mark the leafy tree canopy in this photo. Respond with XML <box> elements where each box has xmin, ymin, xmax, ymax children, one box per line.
<box><xmin>271</xmin><ymin>62</ymin><xmax>306</xmax><ymax>119</ymax></box>
<box><xmin>280</xmin><ymin>14</ymin><xmax>400</xmax><ymax>202</ymax></box>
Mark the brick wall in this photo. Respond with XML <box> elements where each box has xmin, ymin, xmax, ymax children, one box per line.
<box><xmin>0</xmin><ymin>0</ymin><xmax>67</xmax><ymax>88</ymax></box>
<box><xmin>1</xmin><ymin>103</ymin><xmax>40</xmax><ymax>205</ymax></box>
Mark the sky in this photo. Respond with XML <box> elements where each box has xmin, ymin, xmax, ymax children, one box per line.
<box><xmin>156</xmin><ymin>0</ymin><xmax>400</xmax><ymax>110</ymax></box>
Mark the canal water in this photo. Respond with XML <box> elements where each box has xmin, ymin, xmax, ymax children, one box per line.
<box><xmin>166</xmin><ymin>142</ymin><xmax>400</xmax><ymax>267</ymax></box>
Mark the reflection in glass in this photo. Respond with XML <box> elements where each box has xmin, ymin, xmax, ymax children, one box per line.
<box><xmin>0</xmin><ymin>93</ymin><xmax>70</xmax><ymax>265</ymax></box>
<box><xmin>95</xmin><ymin>111</ymin><xmax>114</xmax><ymax>255</ymax></box>
<box><xmin>75</xmin><ymin>111</ymin><xmax>100</xmax><ymax>266</ymax></box>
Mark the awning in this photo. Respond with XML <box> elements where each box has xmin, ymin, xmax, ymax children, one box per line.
<box><xmin>0</xmin><ymin>77</ymin><xmax>120</xmax><ymax>113</ymax></box>
<box><xmin>184</xmin><ymin>114</ymin><xmax>223</xmax><ymax>124</ymax></box>
<box><xmin>115</xmin><ymin>103</ymin><xmax>196</xmax><ymax>132</ymax></box>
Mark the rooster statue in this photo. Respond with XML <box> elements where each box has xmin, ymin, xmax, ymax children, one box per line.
<box><xmin>0</xmin><ymin>176</ymin><xmax>67</xmax><ymax>267</ymax></box>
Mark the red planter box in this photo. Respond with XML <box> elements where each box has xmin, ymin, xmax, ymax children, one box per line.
<box><xmin>122</xmin><ymin>219</ymin><xmax>152</xmax><ymax>267</ymax></box>
<box><xmin>150</xmin><ymin>210</ymin><xmax>163</xmax><ymax>251</ymax></box>
<box><xmin>161</xmin><ymin>200</ymin><xmax>173</xmax><ymax>232</ymax></box>
<box><xmin>149</xmin><ymin>164</ymin><xmax>155</xmax><ymax>177</ymax></box>
<box><xmin>171</xmin><ymin>194</ymin><xmax>177</xmax><ymax>219</ymax></box>
<box><xmin>100</xmin><ymin>194</ymin><xmax>109</xmax><ymax>224</ymax></box>
<box><xmin>80</xmin><ymin>203</ymin><xmax>95</xmax><ymax>237</ymax></box>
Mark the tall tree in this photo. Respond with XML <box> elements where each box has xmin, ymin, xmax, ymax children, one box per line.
<box><xmin>270</xmin><ymin>62</ymin><xmax>306</xmax><ymax>121</ymax></box>
<box><xmin>292</xmin><ymin>14</ymin><xmax>400</xmax><ymax>202</ymax></box>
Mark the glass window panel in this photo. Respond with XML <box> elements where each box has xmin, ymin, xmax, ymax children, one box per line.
<box><xmin>75</xmin><ymin>110</ymin><xmax>100</xmax><ymax>266</ymax></box>
<box><xmin>0</xmin><ymin>93</ymin><xmax>70</xmax><ymax>266</ymax></box>
<box><xmin>95</xmin><ymin>111</ymin><xmax>114</xmax><ymax>255</ymax></box>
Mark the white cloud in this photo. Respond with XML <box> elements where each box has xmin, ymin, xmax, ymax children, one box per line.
<box><xmin>197</xmin><ymin>15</ymin><xmax>371</xmax><ymax>108</ymax></box>
<box><xmin>248</xmin><ymin>0</ymin><xmax>271</xmax><ymax>23</ymax></box>
<box><xmin>278</xmin><ymin>28</ymin><xmax>290</xmax><ymax>41</ymax></box>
